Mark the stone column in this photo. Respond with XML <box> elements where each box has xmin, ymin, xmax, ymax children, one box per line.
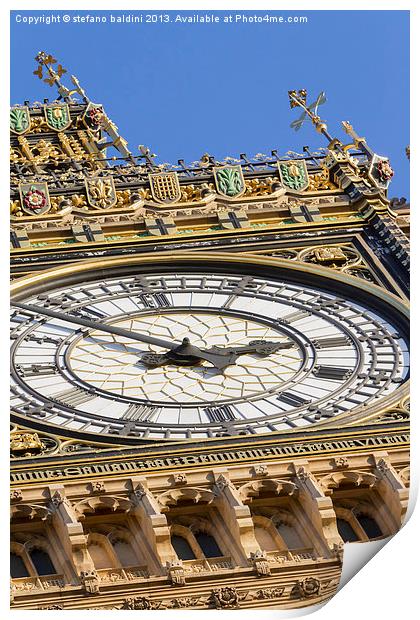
<box><xmin>292</xmin><ymin>461</ymin><xmax>343</xmax><ymax>555</ymax></box>
<box><xmin>47</xmin><ymin>485</ymin><xmax>97</xmax><ymax>585</ymax></box>
<box><xmin>212</xmin><ymin>469</ymin><xmax>260</xmax><ymax>564</ymax></box>
<box><xmin>129</xmin><ymin>477</ymin><xmax>173</xmax><ymax>570</ymax></box>
<box><xmin>373</xmin><ymin>451</ymin><xmax>409</xmax><ymax>529</ymax></box>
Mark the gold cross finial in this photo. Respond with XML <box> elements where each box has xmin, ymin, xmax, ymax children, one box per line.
<box><xmin>288</xmin><ymin>89</ymin><xmax>332</xmax><ymax>142</ymax></box>
<box><xmin>33</xmin><ymin>52</ymin><xmax>90</xmax><ymax>102</ymax></box>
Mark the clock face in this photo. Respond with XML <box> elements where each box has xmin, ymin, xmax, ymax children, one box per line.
<box><xmin>10</xmin><ymin>254</ymin><xmax>409</xmax><ymax>442</ymax></box>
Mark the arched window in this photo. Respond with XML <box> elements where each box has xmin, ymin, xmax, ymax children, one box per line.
<box><xmin>336</xmin><ymin>518</ymin><xmax>359</xmax><ymax>543</ymax></box>
<box><xmin>171</xmin><ymin>535</ymin><xmax>195</xmax><ymax>561</ymax></box>
<box><xmin>276</xmin><ymin>522</ymin><xmax>304</xmax><ymax>549</ymax></box>
<box><xmin>10</xmin><ymin>552</ymin><xmax>29</xmax><ymax>578</ymax></box>
<box><xmin>357</xmin><ymin>515</ymin><xmax>382</xmax><ymax>539</ymax></box>
<box><xmin>112</xmin><ymin>539</ymin><xmax>139</xmax><ymax>567</ymax></box>
<box><xmin>87</xmin><ymin>541</ymin><xmax>113</xmax><ymax>570</ymax></box>
<box><xmin>29</xmin><ymin>548</ymin><xmax>56</xmax><ymax>576</ymax></box>
<box><xmin>254</xmin><ymin>526</ymin><xmax>278</xmax><ymax>552</ymax></box>
<box><xmin>195</xmin><ymin>532</ymin><xmax>222</xmax><ymax>558</ymax></box>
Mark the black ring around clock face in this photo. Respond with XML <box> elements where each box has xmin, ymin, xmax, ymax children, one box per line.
<box><xmin>10</xmin><ymin>255</ymin><xmax>409</xmax><ymax>442</ymax></box>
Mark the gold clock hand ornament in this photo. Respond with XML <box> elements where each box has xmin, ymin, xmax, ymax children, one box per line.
<box><xmin>12</xmin><ymin>302</ymin><xmax>292</xmax><ymax>371</ymax></box>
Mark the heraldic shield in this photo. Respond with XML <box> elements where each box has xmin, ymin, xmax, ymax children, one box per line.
<box><xmin>44</xmin><ymin>103</ymin><xmax>71</xmax><ymax>131</ymax></box>
<box><xmin>85</xmin><ymin>176</ymin><xmax>117</xmax><ymax>209</ymax></box>
<box><xmin>368</xmin><ymin>154</ymin><xmax>394</xmax><ymax>191</ymax></box>
<box><xmin>278</xmin><ymin>159</ymin><xmax>309</xmax><ymax>192</ymax></box>
<box><xmin>82</xmin><ymin>102</ymin><xmax>105</xmax><ymax>131</ymax></box>
<box><xmin>213</xmin><ymin>165</ymin><xmax>245</xmax><ymax>198</ymax></box>
<box><xmin>149</xmin><ymin>172</ymin><xmax>181</xmax><ymax>205</ymax></box>
<box><xmin>10</xmin><ymin>106</ymin><xmax>31</xmax><ymax>135</ymax></box>
<box><xmin>18</xmin><ymin>182</ymin><xmax>51</xmax><ymax>216</ymax></box>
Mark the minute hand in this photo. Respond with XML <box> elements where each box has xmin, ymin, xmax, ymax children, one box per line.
<box><xmin>209</xmin><ymin>340</ymin><xmax>295</xmax><ymax>355</ymax></box>
<box><xmin>12</xmin><ymin>302</ymin><xmax>190</xmax><ymax>351</ymax></box>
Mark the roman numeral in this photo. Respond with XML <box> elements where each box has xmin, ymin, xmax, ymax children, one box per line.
<box><xmin>121</xmin><ymin>403</ymin><xmax>158</xmax><ymax>421</ymax></box>
<box><xmin>17</xmin><ymin>363</ymin><xmax>58</xmax><ymax>378</ymax></box>
<box><xmin>222</xmin><ymin>295</ymin><xmax>238</xmax><ymax>309</ymax></box>
<box><xmin>222</xmin><ymin>276</ymin><xmax>257</xmax><ymax>308</ymax></box>
<box><xmin>70</xmin><ymin>306</ymin><xmax>108</xmax><ymax>320</ymax></box>
<box><xmin>278</xmin><ymin>310</ymin><xmax>310</xmax><ymax>324</ymax></box>
<box><xmin>20</xmin><ymin>402</ymin><xmax>56</xmax><ymax>418</ymax></box>
<box><xmin>10</xmin><ymin>310</ymin><xmax>39</xmax><ymax>327</ymax></box>
<box><xmin>52</xmin><ymin>387</ymin><xmax>95</xmax><ymax>407</ymax></box>
<box><xmin>276</xmin><ymin>392</ymin><xmax>311</xmax><ymax>407</ymax></box>
<box><xmin>302</xmin><ymin>407</ymin><xmax>339</xmax><ymax>423</ymax></box>
<box><xmin>139</xmin><ymin>293</ymin><xmax>171</xmax><ymax>309</ymax></box>
<box><xmin>359</xmin><ymin>329</ymin><xmax>388</xmax><ymax>345</ymax></box>
<box><xmin>24</xmin><ymin>334</ymin><xmax>62</xmax><ymax>346</ymax></box>
<box><xmin>313</xmin><ymin>336</ymin><xmax>350</xmax><ymax>349</ymax></box>
<box><xmin>311</xmin><ymin>299</ymin><xmax>341</xmax><ymax>311</ymax></box>
<box><xmin>205</xmin><ymin>405</ymin><xmax>236</xmax><ymax>422</ymax></box>
<box><xmin>313</xmin><ymin>366</ymin><xmax>352</xmax><ymax>380</ymax></box>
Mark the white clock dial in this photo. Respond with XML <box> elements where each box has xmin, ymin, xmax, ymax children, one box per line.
<box><xmin>10</xmin><ymin>256</ymin><xmax>409</xmax><ymax>441</ymax></box>
<box><xmin>68</xmin><ymin>312</ymin><xmax>305</xmax><ymax>405</ymax></box>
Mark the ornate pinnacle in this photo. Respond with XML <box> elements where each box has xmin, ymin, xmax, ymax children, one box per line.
<box><xmin>341</xmin><ymin>120</ymin><xmax>374</xmax><ymax>158</ymax></box>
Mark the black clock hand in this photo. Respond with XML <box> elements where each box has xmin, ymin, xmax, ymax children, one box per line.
<box><xmin>12</xmin><ymin>302</ymin><xmax>194</xmax><ymax>352</ymax></box>
<box><xmin>208</xmin><ymin>340</ymin><xmax>296</xmax><ymax>356</ymax></box>
<box><xmin>141</xmin><ymin>339</ymin><xmax>295</xmax><ymax>370</ymax></box>
<box><xmin>12</xmin><ymin>302</ymin><xmax>240</xmax><ymax>369</ymax></box>
<box><xmin>13</xmin><ymin>302</ymin><xmax>292</xmax><ymax>371</ymax></box>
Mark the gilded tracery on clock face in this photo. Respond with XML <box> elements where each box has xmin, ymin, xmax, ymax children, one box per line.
<box><xmin>67</xmin><ymin>312</ymin><xmax>306</xmax><ymax>405</ymax></box>
<box><xmin>10</xmin><ymin>265</ymin><xmax>409</xmax><ymax>441</ymax></box>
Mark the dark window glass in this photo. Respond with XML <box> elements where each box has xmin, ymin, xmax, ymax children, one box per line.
<box><xmin>171</xmin><ymin>535</ymin><xmax>195</xmax><ymax>561</ymax></box>
<box><xmin>195</xmin><ymin>532</ymin><xmax>222</xmax><ymax>558</ymax></box>
<box><xmin>358</xmin><ymin>515</ymin><xmax>383</xmax><ymax>539</ymax></box>
<box><xmin>30</xmin><ymin>548</ymin><xmax>56</xmax><ymax>576</ymax></box>
<box><xmin>337</xmin><ymin>518</ymin><xmax>359</xmax><ymax>542</ymax></box>
<box><xmin>10</xmin><ymin>553</ymin><xmax>29</xmax><ymax>578</ymax></box>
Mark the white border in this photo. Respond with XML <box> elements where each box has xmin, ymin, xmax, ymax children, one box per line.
<box><xmin>2</xmin><ymin>2</ymin><xmax>417</xmax><ymax>618</ymax></box>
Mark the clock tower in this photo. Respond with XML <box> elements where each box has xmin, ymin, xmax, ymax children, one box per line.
<box><xmin>10</xmin><ymin>54</ymin><xmax>410</xmax><ymax>610</ymax></box>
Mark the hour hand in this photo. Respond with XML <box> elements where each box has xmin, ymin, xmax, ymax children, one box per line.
<box><xmin>140</xmin><ymin>340</ymin><xmax>239</xmax><ymax>371</ymax></box>
<box><xmin>140</xmin><ymin>339</ymin><xmax>293</xmax><ymax>371</ymax></box>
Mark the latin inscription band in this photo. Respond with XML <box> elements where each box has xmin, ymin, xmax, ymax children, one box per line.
<box><xmin>11</xmin><ymin>432</ymin><xmax>409</xmax><ymax>484</ymax></box>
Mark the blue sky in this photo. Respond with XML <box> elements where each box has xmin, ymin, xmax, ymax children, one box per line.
<box><xmin>10</xmin><ymin>10</ymin><xmax>409</xmax><ymax>198</ymax></box>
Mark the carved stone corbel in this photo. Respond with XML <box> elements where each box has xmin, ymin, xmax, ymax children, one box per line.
<box><xmin>253</xmin><ymin>463</ymin><xmax>268</xmax><ymax>477</ymax></box>
<box><xmin>80</xmin><ymin>569</ymin><xmax>100</xmax><ymax>594</ymax></box>
<box><xmin>166</xmin><ymin>559</ymin><xmax>186</xmax><ymax>586</ymax></box>
<box><xmin>250</xmin><ymin>550</ymin><xmax>271</xmax><ymax>577</ymax></box>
